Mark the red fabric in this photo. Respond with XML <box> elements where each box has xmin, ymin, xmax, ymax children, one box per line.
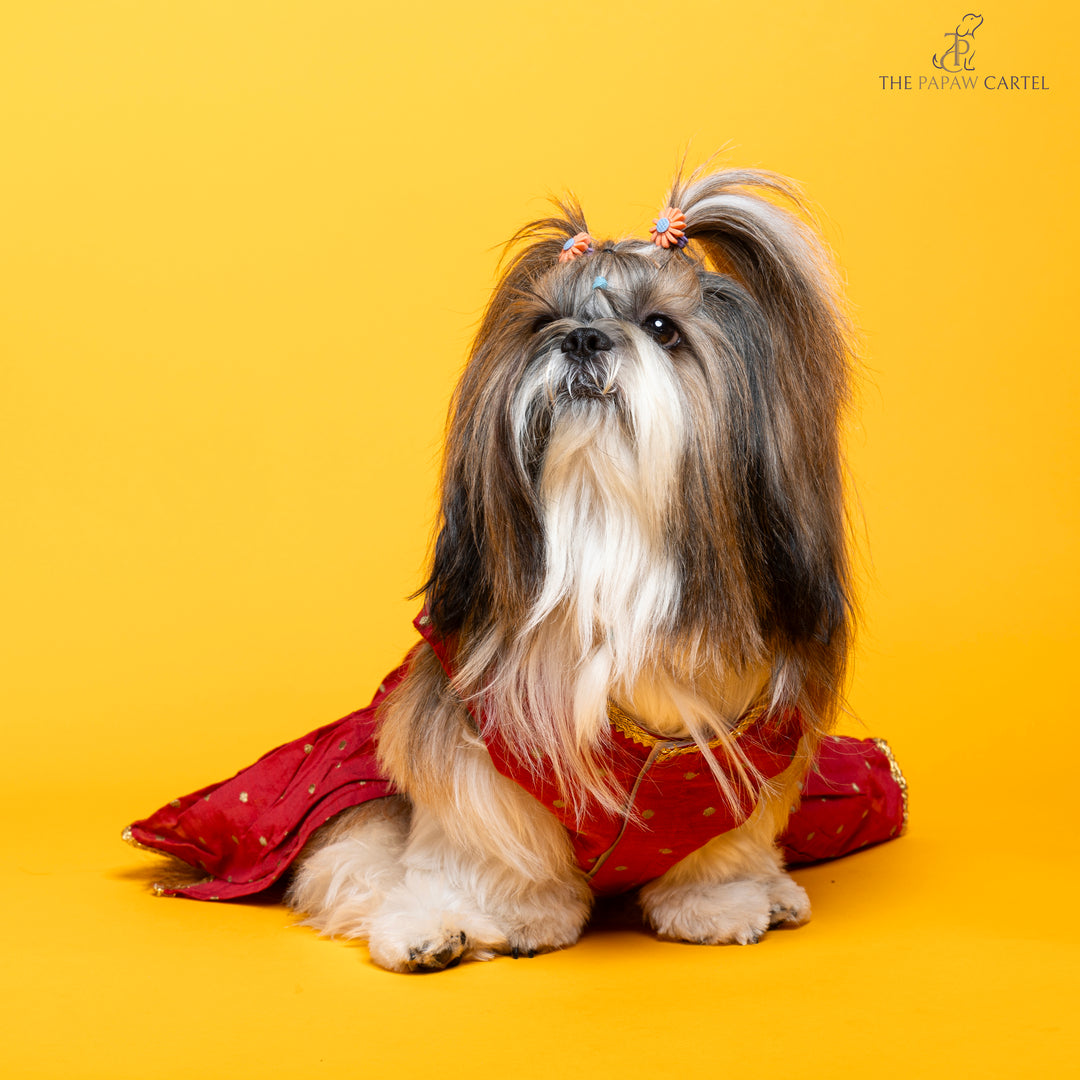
<box><xmin>127</xmin><ymin>617</ymin><xmax>906</xmax><ymax>900</ymax></box>
<box><xmin>126</xmin><ymin>660</ymin><xmax>409</xmax><ymax>900</ymax></box>
<box><xmin>778</xmin><ymin>735</ymin><xmax>907</xmax><ymax>865</ymax></box>
<box><xmin>417</xmin><ymin>616</ymin><xmax>804</xmax><ymax>894</ymax></box>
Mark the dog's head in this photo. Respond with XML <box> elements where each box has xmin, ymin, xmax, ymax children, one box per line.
<box><xmin>425</xmin><ymin>167</ymin><xmax>853</xmax><ymax>678</ymax></box>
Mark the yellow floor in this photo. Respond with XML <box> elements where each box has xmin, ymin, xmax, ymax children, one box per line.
<box><xmin>5</xmin><ymin>652</ymin><xmax>1078</xmax><ymax>1080</ymax></box>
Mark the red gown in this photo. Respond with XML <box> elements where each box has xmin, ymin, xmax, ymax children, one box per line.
<box><xmin>126</xmin><ymin>615</ymin><xmax>907</xmax><ymax>900</ymax></box>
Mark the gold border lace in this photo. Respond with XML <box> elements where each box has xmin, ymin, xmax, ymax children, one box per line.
<box><xmin>606</xmin><ymin>699</ymin><xmax>768</xmax><ymax>759</ymax></box>
<box><xmin>870</xmin><ymin>736</ymin><xmax>909</xmax><ymax>835</ymax></box>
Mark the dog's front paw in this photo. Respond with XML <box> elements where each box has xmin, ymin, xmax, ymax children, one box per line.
<box><xmin>766</xmin><ymin>874</ymin><xmax>811</xmax><ymax>929</ymax></box>
<box><xmin>645</xmin><ymin>878</ymin><xmax>772</xmax><ymax>945</ymax></box>
<box><xmin>500</xmin><ymin>923</ymin><xmax>579</xmax><ymax>960</ymax></box>
<box><xmin>495</xmin><ymin>880</ymin><xmax>592</xmax><ymax>960</ymax></box>
<box><xmin>405</xmin><ymin>930</ymin><xmax>469</xmax><ymax>972</ymax></box>
<box><xmin>641</xmin><ymin>873</ymin><xmax>810</xmax><ymax>946</ymax></box>
<box><xmin>365</xmin><ymin>895</ymin><xmax>509</xmax><ymax>973</ymax></box>
<box><xmin>367</xmin><ymin>918</ymin><xmax>496</xmax><ymax>973</ymax></box>
<box><xmin>344</xmin><ymin>926</ymin><xmax>471</xmax><ymax>974</ymax></box>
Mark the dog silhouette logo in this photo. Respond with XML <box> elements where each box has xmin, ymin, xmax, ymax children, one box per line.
<box><xmin>933</xmin><ymin>13</ymin><xmax>983</xmax><ymax>72</ymax></box>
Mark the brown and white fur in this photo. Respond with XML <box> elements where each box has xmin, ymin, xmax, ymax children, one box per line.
<box><xmin>286</xmin><ymin>165</ymin><xmax>854</xmax><ymax>971</ymax></box>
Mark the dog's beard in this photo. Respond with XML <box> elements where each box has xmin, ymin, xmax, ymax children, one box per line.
<box><xmin>515</xmin><ymin>331</ymin><xmax>686</xmax><ymax>662</ymax></box>
<box><xmin>452</xmin><ymin>334</ymin><xmax>766</xmax><ymax>816</ymax></box>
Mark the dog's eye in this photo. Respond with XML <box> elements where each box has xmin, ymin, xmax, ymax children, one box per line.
<box><xmin>642</xmin><ymin>314</ymin><xmax>681</xmax><ymax>348</ymax></box>
<box><xmin>531</xmin><ymin>314</ymin><xmax>556</xmax><ymax>335</ymax></box>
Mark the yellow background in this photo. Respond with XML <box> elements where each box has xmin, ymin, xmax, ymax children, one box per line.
<box><xmin>2</xmin><ymin>1</ymin><xmax>1077</xmax><ymax>1076</ymax></box>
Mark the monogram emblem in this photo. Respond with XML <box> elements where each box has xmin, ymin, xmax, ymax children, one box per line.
<box><xmin>933</xmin><ymin>13</ymin><xmax>983</xmax><ymax>73</ymax></box>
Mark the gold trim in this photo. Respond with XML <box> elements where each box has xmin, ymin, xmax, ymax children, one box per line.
<box><xmin>121</xmin><ymin>825</ymin><xmax>155</xmax><ymax>852</ymax></box>
<box><xmin>123</xmin><ymin>826</ymin><xmax>215</xmax><ymax>897</ymax></box>
<box><xmin>606</xmin><ymin>699</ymin><xmax>768</xmax><ymax>759</ymax></box>
<box><xmin>150</xmin><ymin>877</ymin><xmax>214</xmax><ymax>897</ymax></box>
<box><xmin>871</xmin><ymin>737</ymin><xmax>909</xmax><ymax>836</ymax></box>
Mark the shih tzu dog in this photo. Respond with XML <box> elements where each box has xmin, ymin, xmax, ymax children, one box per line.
<box><xmin>283</xmin><ymin>164</ymin><xmax>855</xmax><ymax>972</ymax></box>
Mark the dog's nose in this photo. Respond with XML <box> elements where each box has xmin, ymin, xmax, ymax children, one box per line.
<box><xmin>561</xmin><ymin>327</ymin><xmax>613</xmax><ymax>363</ymax></box>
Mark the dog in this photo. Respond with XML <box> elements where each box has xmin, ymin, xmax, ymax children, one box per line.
<box><xmin>281</xmin><ymin>163</ymin><xmax>855</xmax><ymax>972</ymax></box>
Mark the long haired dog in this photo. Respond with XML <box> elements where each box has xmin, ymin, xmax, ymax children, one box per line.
<box><xmin>286</xmin><ymin>166</ymin><xmax>853</xmax><ymax>971</ymax></box>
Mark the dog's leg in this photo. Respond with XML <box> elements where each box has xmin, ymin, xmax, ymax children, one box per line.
<box><xmin>286</xmin><ymin>788</ymin><xmax>587</xmax><ymax>971</ymax></box>
<box><xmin>286</xmin><ymin>796</ymin><xmax>411</xmax><ymax>939</ymax></box>
<box><xmin>359</xmin><ymin>643</ymin><xmax>592</xmax><ymax>971</ymax></box>
<box><xmin>364</xmin><ymin>773</ymin><xmax>592</xmax><ymax>973</ymax></box>
<box><xmin>638</xmin><ymin>799</ymin><xmax>810</xmax><ymax>946</ymax></box>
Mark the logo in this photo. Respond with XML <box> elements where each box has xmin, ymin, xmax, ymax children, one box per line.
<box><xmin>932</xmin><ymin>13</ymin><xmax>983</xmax><ymax>73</ymax></box>
<box><xmin>878</xmin><ymin>14</ymin><xmax>1050</xmax><ymax>92</ymax></box>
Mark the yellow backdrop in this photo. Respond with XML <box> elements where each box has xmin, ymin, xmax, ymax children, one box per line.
<box><xmin>3</xmin><ymin>1</ymin><xmax>1077</xmax><ymax>1076</ymax></box>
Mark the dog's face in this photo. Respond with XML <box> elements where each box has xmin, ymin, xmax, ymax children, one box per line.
<box><xmin>511</xmin><ymin>248</ymin><xmax>713</xmax><ymax>498</ymax></box>
<box><xmin>516</xmin><ymin>245</ymin><xmax>705</xmax><ymax>411</ymax></box>
<box><xmin>429</xmin><ymin>173</ymin><xmax>850</xmax><ymax>659</ymax></box>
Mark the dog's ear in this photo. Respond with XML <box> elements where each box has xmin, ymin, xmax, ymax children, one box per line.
<box><xmin>421</xmin><ymin>205</ymin><xmax>593</xmax><ymax>639</ymax></box>
<box><xmin>421</xmin><ymin>397</ymin><xmax>546</xmax><ymax>639</ymax></box>
<box><xmin>675</xmin><ymin>171</ymin><xmax>854</xmax><ymax>652</ymax></box>
<box><xmin>420</xmin><ymin>469</ymin><xmax>490</xmax><ymax>637</ymax></box>
<box><xmin>674</xmin><ymin>169</ymin><xmax>850</xmax><ymax>425</ymax></box>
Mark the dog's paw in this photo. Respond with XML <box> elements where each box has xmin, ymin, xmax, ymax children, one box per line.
<box><xmin>367</xmin><ymin>924</ymin><xmax>473</xmax><ymax>976</ymax></box>
<box><xmin>766</xmin><ymin>874</ymin><xmax>811</xmax><ymax>929</ymax></box>
<box><xmin>405</xmin><ymin>930</ymin><xmax>469</xmax><ymax>972</ymax></box>
<box><xmin>365</xmin><ymin>900</ymin><xmax>509</xmax><ymax>973</ymax></box>
<box><xmin>493</xmin><ymin>881</ymin><xmax>592</xmax><ymax>960</ymax></box>
<box><xmin>367</xmin><ymin>920</ymin><xmax>491</xmax><ymax>973</ymax></box>
<box><xmin>641</xmin><ymin>873</ymin><xmax>809</xmax><ymax>946</ymax></box>
<box><xmin>500</xmin><ymin>925</ymin><xmax>575</xmax><ymax>960</ymax></box>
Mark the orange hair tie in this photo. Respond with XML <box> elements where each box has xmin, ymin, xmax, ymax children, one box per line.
<box><xmin>558</xmin><ymin>232</ymin><xmax>593</xmax><ymax>263</ymax></box>
<box><xmin>650</xmin><ymin>208</ymin><xmax>688</xmax><ymax>249</ymax></box>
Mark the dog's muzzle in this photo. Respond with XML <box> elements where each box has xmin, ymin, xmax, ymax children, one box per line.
<box><xmin>561</xmin><ymin>326</ymin><xmax>613</xmax><ymax>363</ymax></box>
<box><xmin>558</xmin><ymin>326</ymin><xmax>615</xmax><ymax>398</ymax></box>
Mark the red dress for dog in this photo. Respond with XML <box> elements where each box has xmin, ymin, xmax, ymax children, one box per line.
<box><xmin>126</xmin><ymin>615</ymin><xmax>906</xmax><ymax>900</ymax></box>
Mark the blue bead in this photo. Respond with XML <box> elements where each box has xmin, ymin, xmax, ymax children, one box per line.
<box><xmin>656</xmin><ymin>217</ymin><xmax>670</xmax><ymax>232</ymax></box>
<box><xmin>562</xmin><ymin>237</ymin><xmax>575</xmax><ymax>251</ymax></box>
